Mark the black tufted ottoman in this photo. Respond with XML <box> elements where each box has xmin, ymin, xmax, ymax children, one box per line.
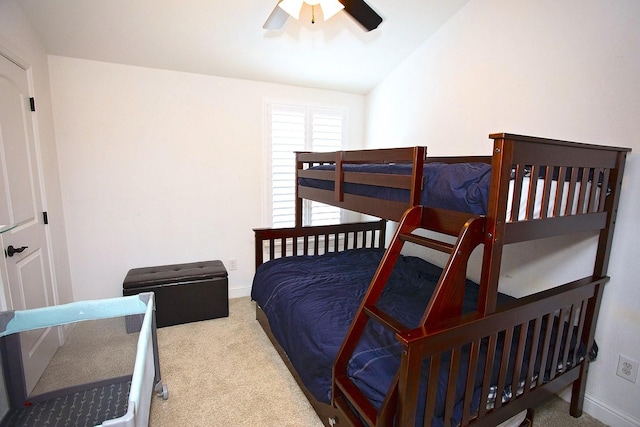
<box><xmin>123</xmin><ymin>260</ymin><xmax>228</xmax><ymax>328</ymax></box>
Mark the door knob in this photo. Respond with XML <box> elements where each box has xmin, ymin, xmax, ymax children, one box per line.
<box><xmin>6</xmin><ymin>245</ymin><xmax>28</xmax><ymax>257</ymax></box>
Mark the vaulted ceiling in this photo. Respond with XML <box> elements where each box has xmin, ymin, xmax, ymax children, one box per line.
<box><xmin>18</xmin><ymin>0</ymin><xmax>469</xmax><ymax>94</ymax></box>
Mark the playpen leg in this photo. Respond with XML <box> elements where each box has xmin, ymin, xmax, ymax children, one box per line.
<box><xmin>150</xmin><ymin>310</ymin><xmax>169</xmax><ymax>400</ymax></box>
<box><xmin>0</xmin><ymin>334</ymin><xmax>28</xmax><ymax>410</ymax></box>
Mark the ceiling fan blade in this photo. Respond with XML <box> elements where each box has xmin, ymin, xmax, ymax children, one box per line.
<box><xmin>340</xmin><ymin>0</ymin><xmax>383</xmax><ymax>31</ymax></box>
<box><xmin>263</xmin><ymin>2</ymin><xmax>290</xmax><ymax>29</ymax></box>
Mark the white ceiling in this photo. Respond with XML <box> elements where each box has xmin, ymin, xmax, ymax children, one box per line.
<box><xmin>18</xmin><ymin>0</ymin><xmax>469</xmax><ymax>94</ymax></box>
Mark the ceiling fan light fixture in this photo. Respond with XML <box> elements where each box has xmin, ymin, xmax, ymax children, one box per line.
<box><xmin>318</xmin><ymin>0</ymin><xmax>344</xmax><ymax>20</ymax></box>
<box><xmin>278</xmin><ymin>0</ymin><xmax>304</xmax><ymax>20</ymax></box>
<box><xmin>265</xmin><ymin>0</ymin><xmax>381</xmax><ymax>31</ymax></box>
<box><xmin>278</xmin><ymin>0</ymin><xmax>344</xmax><ymax>22</ymax></box>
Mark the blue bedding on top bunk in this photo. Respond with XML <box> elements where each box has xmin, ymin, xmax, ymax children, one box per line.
<box><xmin>298</xmin><ymin>162</ymin><xmax>493</xmax><ymax>215</ymax></box>
<box><xmin>251</xmin><ymin>248</ymin><xmax>519</xmax><ymax>426</ymax></box>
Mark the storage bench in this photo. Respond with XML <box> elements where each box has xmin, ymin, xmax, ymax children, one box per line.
<box><xmin>123</xmin><ymin>260</ymin><xmax>228</xmax><ymax>328</ymax></box>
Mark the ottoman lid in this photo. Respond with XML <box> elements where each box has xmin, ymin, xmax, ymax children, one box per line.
<box><xmin>123</xmin><ymin>260</ymin><xmax>227</xmax><ymax>289</ymax></box>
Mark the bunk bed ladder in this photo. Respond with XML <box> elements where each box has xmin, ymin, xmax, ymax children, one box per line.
<box><xmin>333</xmin><ymin>206</ymin><xmax>486</xmax><ymax>426</ymax></box>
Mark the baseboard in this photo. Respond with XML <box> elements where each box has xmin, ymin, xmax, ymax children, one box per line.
<box><xmin>583</xmin><ymin>393</ymin><xmax>640</xmax><ymax>427</ymax></box>
<box><xmin>558</xmin><ymin>388</ymin><xmax>640</xmax><ymax>427</ymax></box>
<box><xmin>229</xmin><ymin>285</ymin><xmax>251</xmax><ymax>299</ymax></box>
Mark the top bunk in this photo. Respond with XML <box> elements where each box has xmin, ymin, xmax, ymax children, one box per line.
<box><xmin>295</xmin><ymin>132</ymin><xmax>630</xmax><ymax>245</ymax></box>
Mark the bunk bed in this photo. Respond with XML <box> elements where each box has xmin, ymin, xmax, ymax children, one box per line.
<box><xmin>251</xmin><ymin>133</ymin><xmax>630</xmax><ymax>427</ymax></box>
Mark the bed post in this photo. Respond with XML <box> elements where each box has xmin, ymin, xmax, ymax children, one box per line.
<box><xmin>409</xmin><ymin>146</ymin><xmax>426</xmax><ymax>206</ymax></box>
<box><xmin>570</xmin><ymin>148</ymin><xmax>630</xmax><ymax>416</ymax></box>
<box><xmin>295</xmin><ymin>153</ymin><xmax>304</xmax><ymax>228</ymax></box>
<box><xmin>593</xmin><ymin>149</ymin><xmax>629</xmax><ymax>278</ymax></box>
<box><xmin>478</xmin><ymin>134</ymin><xmax>513</xmax><ymax>315</ymax></box>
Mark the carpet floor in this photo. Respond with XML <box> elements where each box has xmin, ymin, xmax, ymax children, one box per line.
<box><xmin>148</xmin><ymin>297</ymin><xmax>608</xmax><ymax>427</ymax></box>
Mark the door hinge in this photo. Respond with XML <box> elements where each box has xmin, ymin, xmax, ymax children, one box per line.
<box><xmin>43</xmin><ymin>211</ymin><xmax>48</xmax><ymax>224</ymax></box>
<box><xmin>30</xmin><ymin>97</ymin><xmax>36</xmax><ymax>112</ymax></box>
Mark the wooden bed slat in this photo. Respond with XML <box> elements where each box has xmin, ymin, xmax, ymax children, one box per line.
<box><xmin>553</xmin><ymin>166</ymin><xmax>566</xmax><ymax>217</ymax></box>
<box><xmin>598</xmin><ymin>169</ymin><xmax>611</xmax><ymax>211</ymax></box>
<box><xmin>525</xmin><ymin>165</ymin><xmax>540</xmax><ymax>220</ymax></box>
<box><xmin>511</xmin><ymin>322</ymin><xmax>529</xmax><ymax>401</ymax></box>
<box><xmin>510</xmin><ymin>165</ymin><xmax>526</xmax><ymax>222</ymax></box>
<box><xmin>524</xmin><ymin>317</ymin><xmax>540</xmax><ymax>393</ymax></box>
<box><xmin>577</xmin><ymin>169</ymin><xmax>590</xmax><ymax>214</ymax></box>
<box><xmin>572</xmin><ymin>301</ymin><xmax>588</xmax><ymax>364</ymax></box>
<box><xmin>494</xmin><ymin>327</ymin><xmax>514</xmax><ymax>410</ymax></box>
<box><xmin>561</xmin><ymin>304</ymin><xmax>579</xmax><ymax>373</ymax></box>
<box><xmin>479</xmin><ymin>334</ymin><xmax>497</xmax><ymax>418</ymax></box>
<box><xmin>565</xmin><ymin>167</ymin><xmax>579</xmax><ymax>216</ymax></box>
<box><xmin>444</xmin><ymin>347</ymin><xmax>462</xmax><ymax>426</ymax></box>
<box><xmin>423</xmin><ymin>356</ymin><xmax>441</xmax><ymax>426</ymax></box>
<box><xmin>549</xmin><ymin>307</ymin><xmax>568</xmax><ymax>382</ymax></box>
<box><xmin>461</xmin><ymin>340</ymin><xmax>480</xmax><ymax>426</ymax></box>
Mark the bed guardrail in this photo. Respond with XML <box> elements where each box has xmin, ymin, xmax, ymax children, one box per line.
<box><xmin>254</xmin><ymin>220</ymin><xmax>386</xmax><ymax>269</ymax></box>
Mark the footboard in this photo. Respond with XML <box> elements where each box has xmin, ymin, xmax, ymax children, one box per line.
<box><xmin>393</xmin><ymin>275</ymin><xmax>604</xmax><ymax>427</ymax></box>
<box><xmin>254</xmin><ymin>219</ymin><xmax>387</xmax><ymax>268</ymax></box>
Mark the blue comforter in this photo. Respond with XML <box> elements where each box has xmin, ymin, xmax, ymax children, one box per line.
<box><xmin>298</xmin><ymin>162</ymin><xmax>493</xmax><ymax>215</ymax></box>
<box><xmin>251</xmin><ymin>249</ymin><xmax>518</xmax><ymax>425</ymax></box>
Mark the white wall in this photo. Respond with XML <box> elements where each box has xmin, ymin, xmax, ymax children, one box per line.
<box><xmin>366</xmin><ymin>0</ymin><xmax>640</xmax><ymax>425</ymax></box>
<box><xmin>47</xmin><ymin>56</ymin><xmax>365</xmax><ymax>302</ymax></box>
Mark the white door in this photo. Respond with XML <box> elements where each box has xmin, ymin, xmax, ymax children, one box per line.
<box><xmin>0</xmin><ymin>53</ymin><xmax>59</xmax><ymax>395</ymax></box>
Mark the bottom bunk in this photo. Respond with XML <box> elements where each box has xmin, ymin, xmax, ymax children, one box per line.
<box><xmin>252</xmin><ymin>221</ymin><xmax>599</xmax><ymax>427</ymax></box>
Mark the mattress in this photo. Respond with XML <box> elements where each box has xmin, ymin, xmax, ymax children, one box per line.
<box><xmin>251</xmin><ymin>248</ymin><xmax>591</xmax><ymax>426</ymax></box>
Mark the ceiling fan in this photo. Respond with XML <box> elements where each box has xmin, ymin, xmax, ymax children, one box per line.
<box><xmin>263</xmin><ymin>0</ymin><xmax>383</xmax><ymax>32</ymax></box>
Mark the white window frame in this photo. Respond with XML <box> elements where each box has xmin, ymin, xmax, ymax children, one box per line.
<box><xmin>265</xmin><ymin>102</ymin><xmax>346</xmax><ymax>228</ymax></box>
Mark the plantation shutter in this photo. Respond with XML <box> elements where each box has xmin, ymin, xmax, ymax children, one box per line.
<box><xmin>269</xmin><ymin>104</ymin><xmax>344</xmax><ymax>228</ymax></box>
<box><xmin>270</xmin><ymin>105</ymin><xmax>305</xmax><ymax>229</ymax></box>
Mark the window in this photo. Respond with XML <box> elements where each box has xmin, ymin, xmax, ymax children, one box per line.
<box><xmin>267</xmin><ymin>103</ymin><xmax>345</xmax><ymax>228</ymax></box>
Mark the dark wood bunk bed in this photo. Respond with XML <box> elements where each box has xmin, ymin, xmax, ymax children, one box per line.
<box><xmin>251</xmin><ymin>133</ymin><xmax>630</xmax><ymax>427</ymax></box>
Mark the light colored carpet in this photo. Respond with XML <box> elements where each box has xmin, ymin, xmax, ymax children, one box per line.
<box><xmin>32</xmin><ymin>317</ymin><xmax>138</xmax><ymax>395</ymax></box>
<box><xmin>33</xmin><ymin>297</ymin><xmax>608</xmax><ymax>426</ymax></box>
<box><xmin>149</xmin><ymin>297</ymin><xmax>322</xmax><ymax>426</ymax></box>
<box><xmin>149</xmin><ymin>297</ymin><xmax>607</xmax><ymax>427</ymax></box>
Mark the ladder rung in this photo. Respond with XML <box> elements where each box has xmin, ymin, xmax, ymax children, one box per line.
<box><xmin>399</xmin><ymin>232</ymin><xmax>454</xmax><ymax>253</ymax></box>
<box><xmin>333</xmin><ymin>395</ymin><xmax>368</xmax><ymax>427</ymax></box>
<box><xmin>363</xmin><ymin>305</ymin><xmax>408</xmax><ymax>335</ymax></box>
<box><xmin>334</xmin><ymin>376</ymin><xmax>378</xmax><ymax>426</ymax></box>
